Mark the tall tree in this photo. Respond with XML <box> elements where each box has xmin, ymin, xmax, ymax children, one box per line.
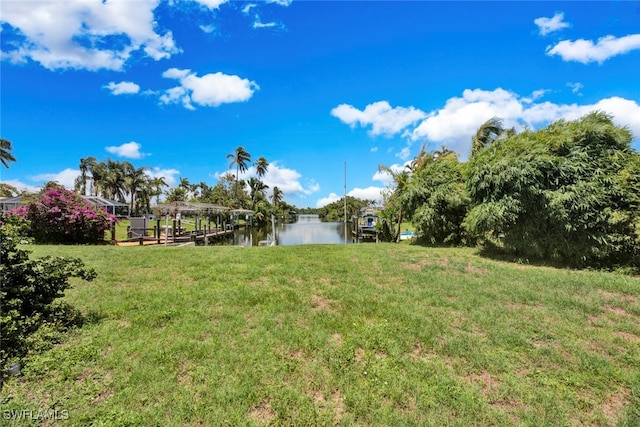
<box><xmin>150</xmin><ymin>176</ymin><xmax>168</xmax><ymax>205</ymax></box>
<box><xmin>227</xmin><ymin>146</ymin><xmax>251</xmax><ymax>202</ymax></box>
<box><xmin>248</xmin><ymin>177</ymin><xmax>269</xmax><ymax>209</ymax></box>
<box><xmin>0</xmin><ymin>138</ymin><xmax>17</xmax><ymax>169</ymax></box>
<box><xmin>75</xmin><ymin>156</ymin><xmax>97</xmax><ymax>196</ymax></box>
<box><xmin>254</xmin><ymin>156</ymin><xmax>269</xmax><ymax>179</ymax></box>
<box><xmin>102</xmin><ymin>159</ymin><xmax>126</xmax><ymax>202</ymax></box>
<box><xmin>378</xmin><ymin>164</ymin><xmax>410</xmax><ymax>242</ymax></box>
<box><xmin>272</xmin><ymin>186</ymin><xmax>283</xmax><ymax>207</ymax></box>
<box><xmin>89</xmin><ymin>162</ymin><xmax>107</xmax><ymax>197</ymax></box>
<box><xmin>471</xmin><ymin>117</ymin><xmax>506</xmax><ymax>158</ymax></box>
<box><xmin>125</xmin><ymin>163</ymin><xmax>148</xmax><ymax>215</ymax></box>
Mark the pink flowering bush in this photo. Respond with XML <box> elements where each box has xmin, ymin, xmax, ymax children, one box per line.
<box><xmin>7</xmin><ymin>182</ymin><xmax>118</xmax><ymax>244</ymax></box>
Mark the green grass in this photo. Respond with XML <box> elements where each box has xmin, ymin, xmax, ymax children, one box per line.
<box><xmin>2</xmin><ymin>244</ymin><xmax>640</xmax><ymax>426</ymax></box>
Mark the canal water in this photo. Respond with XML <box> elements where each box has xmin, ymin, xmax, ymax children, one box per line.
<box><xmin>233</xmin><ymin>214</ymin><xmax>354</xmax><ymax>246</ymax></box>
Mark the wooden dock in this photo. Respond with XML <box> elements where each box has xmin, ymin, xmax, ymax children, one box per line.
<box><xmin>117</xmin><ymin>227</ymin><xmax>234</xmax><ymax>246</ymax></box>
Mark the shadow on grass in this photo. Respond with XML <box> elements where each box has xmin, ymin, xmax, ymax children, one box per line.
<box><xmin>1</xmin><ymin>304</ymin><xmax>106</xmax><ymax>389</ymax></box>
<box><xmin>410</xmin><ymin>239</ymin><xmax>640</xmax><ymax>276</ymax></box>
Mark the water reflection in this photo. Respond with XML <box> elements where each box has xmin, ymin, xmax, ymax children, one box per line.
<box><xmin>233</xmin><ymin>214</ymin><xmax>353</xmax><ymax>246</ymax></box>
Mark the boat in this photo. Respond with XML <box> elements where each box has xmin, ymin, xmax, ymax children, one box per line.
<box><xmin>352</xmin><ymin>207</ymin><xmax>379</xmax><ymax>242</ymax></box>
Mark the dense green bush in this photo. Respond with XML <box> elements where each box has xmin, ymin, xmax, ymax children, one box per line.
<box><xmin>465</xmin><ymin>112</ymin><xmax>640</xmax><ymax>268</ymax></box>
<box><xmin>0</xmin><ymin>223</ymin><xmax>96</xmax><ymax>383</ymax></box>
<box><xmin>401</xmin><ymin>155</ymin><xmax>472</xmax><ymax>245</ymax></box>
<box><xmin>7</xmin><ymin>182</ymin><xmax>117</xmax><ymax>244</ymax></box>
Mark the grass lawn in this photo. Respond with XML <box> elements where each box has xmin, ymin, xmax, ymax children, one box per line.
<box><xmin>2</xmin><ymin>244</ymin><xmax>639</xmax><ymax>426</ymax></box>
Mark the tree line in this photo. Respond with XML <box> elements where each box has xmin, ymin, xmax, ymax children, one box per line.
<box><xmin>72</xmin><ymin>147</ymin><xmax>295</xmax><ymax>225</ymax></box>
<box><xmin>380</xmin><ymin>112</ymin><xmax>640</xmax><ymax>269</ymax></box>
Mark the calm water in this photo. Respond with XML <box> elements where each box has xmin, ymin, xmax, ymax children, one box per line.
<box><xmin>233</xmin><ymin>214</ymin><xmax>354</xmax><ymax>246</ymax></box>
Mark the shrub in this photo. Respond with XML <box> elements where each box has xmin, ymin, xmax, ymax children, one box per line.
<box><xmin>402</xmin><ymin>155</ymin><xmax>472</xmax><ymax>245</ymax></box>
<box><xmin>0</xmin><ymin>224</ymin><xmax>97</xmax><ymax>384</ymax></box>
<box><xmin>7</xmin><ymin>182</ymin><xmax>118</xmax><ymax>244</ymax></box>
<box><xmin>465</xmin><ymin>112</ymin><xmax>640</xmax><ymax>268</ymax></box>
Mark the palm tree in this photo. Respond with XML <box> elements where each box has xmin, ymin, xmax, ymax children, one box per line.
<box><xmin>89</xmin><ymin>161</ymin><xmax>107</xmax><ymax>197</ymax></box>
<box><xmin>433</xmin><ymin>145</ymin><xmax>458</xmax><ymax>161</ymax></box>
<box><xmin>125</xmin><ymin>164</ymin><xmax>148</xmax><ymax>215</ymax></box>
<box><xmin>0</xmin><ymin>138</ymin><xmax>17</xmax><ymax>168</ymax></box>
<box><xmin>227</xmin><ymin>146</ymin><xmax>251</xmax><ymax>201</ymax></box>
<box><xmin>471</xmin><ymin>117</ymin><xmax>506</xmax><ymax>158</ymax></box>
<box><xmin>254</xmin><ymin>156</ymin><xmax>269</xmax><ymax>179</ymax></box>
<box><xmin>272</xmin><ymin>186</ymin><xmax>283</xmax><ymax>207</ymax></box>
<box><xmin>103</xmin><ymin>159</ymin><xmax>126</xmax><ymax>202</ymax></box>
<box><xmin>378</xmin><ymin>164</ymin><xmax>410</xmax><ymax>242</ymax></box>
<box><xmin>248</xmin><ymin>177</ymin><xmax>269</xmax><ymax>209</ymax></box>
<box><xmin>150</xmin><ymin>176</ymin><xmax>168</xmax><ymax>205</ymax></box>
<box><xmin>75</xmin><ymin>156</ymin><xmax>97</xmax><ymax>195</ymax></box>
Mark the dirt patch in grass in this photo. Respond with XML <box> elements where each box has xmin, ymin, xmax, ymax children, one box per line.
<box><xmin>615</xmin><ymin>331</ymin><xmax>640</xmax><ymax>343</ymax></box>
<box><xmin>329</xmin><ymin>333</ymin><xmax>343</xmax><ymax>347</ymax></box>
<box><xmin>466</xmin><ymin>370</ymin><xmax>501</xmax><ymax>397</ymax></box>
<box><xmin>404</xmin><ymin>257</ymin><xmax>449</xmax><ymax>272</ymax></box>
<box><xmin>94</xmin><ymin>388</ymin><xmax>115</xmax><ymax>403</ymax></box>
<box><xmin>602</xmin><ymin>387</ymin><xmax>630</xmax><ymax>425</ymax></box>
<box><xmin>116</xmin><ymin>319</ymin><xmax>132</xmax><ymax>328</ymax></box>
<box><xmin>177</xmin><ymin>361</ymin><xmax>193</xmax><ymax>386</ymax></box>
<box><xmin>311</xmin><ymin>294</ymin><xmax>334</xmax><ymax>312</ymax></box>
<box><xmin>602</xmin><ymin>305</ymin><xmax>631</xmax><ymax>317</ymax></box>
<box><xmin>307</xmin><ymin>389</ymin><xmax>346</xmax><ymax>424</ymax></box>
<box><xmin>249</xmin><ymin>399</ymin><xmax>277</xmax><ymax>425</ymax></box>
<box><xmin>464</xmin><ymin>263</ymin><xmax>489</xmax><ymax>276</ymax></box>
<box><xmin>331</xmin><ymin>389</ymin><xmax>346</xmax><ymax>423</ymax></box>
<box><xmin>355</xmin><ymin>347</ymin><xmax>366</xmax><ymax>363</ymax></box>
<box><xmin>598</xmin><ymin>290</ymin><xmax>638</xmax><ymax>304</ymax></box>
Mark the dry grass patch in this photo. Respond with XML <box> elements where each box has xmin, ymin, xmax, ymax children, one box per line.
<box><xmin>311</xmin><ymin>294</ymin><xmax>334</xmax><ymax>312</ymax></box>
<box><xmin>602</xmin><ymin>387</ymin><xmax>630</xmax><ymax>425</ymax></box>
<box><xmin>249</xmin><ymin>399</ymin><xmax>277</xmax><ymax>425</ymax></box>
<box><xmin>328</xmin><ymin>332</ymin><xmax>343</xmax><ymax>347</ymax></box>
<box><xmin>598</xmin><ymin>290</ymin><xmax>638</xmax><ymax>305</ymax></box>
<box><xmin>466</xmin><ymin>370</ymin><xmax>501</xmax><ymax>396</ymax></box>
<box><xmin>615</xmin><ymin>331</ymin><xmax>640</xmax><ymax>343</ymax></box>
<box><xmin>602</xmin><ymin>305</ymin><xmax>631</xmax><ymax>317</ymax></box>
<box><xmin>464</xmin><ymin>263</ymin><xmax>489</xmax><ymax>276</ymax></box>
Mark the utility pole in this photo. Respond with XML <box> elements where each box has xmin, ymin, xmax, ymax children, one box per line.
<box><xmin>344</xmin><ymin>161</ymin><xmax>347</xmax><ymax>244</ymax></box>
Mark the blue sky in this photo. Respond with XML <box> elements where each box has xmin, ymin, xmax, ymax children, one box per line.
<box><xmin>1</xmin><ymin>0</ymin><xmax>639</xmax><ymax>208</ymax></box>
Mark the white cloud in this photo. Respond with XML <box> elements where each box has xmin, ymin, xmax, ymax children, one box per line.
<box><xmin>534</xmin><ymin>12</ymin><xmax>570</xmax><ymax>36</ymax></box>
<box><xmin>410</xmin><ymin>88</ymin><xmax>640</xmax><ymax>158</ymax></box>
<box><xmin>267</xmin><ymin>0</ymin><xmax>293</xmax><ymax>5</ymax></box>
<box><xmin>218</xmin><ymin>162</ymin><xmax>318</xmax><ymax>197</ymax></box>
<box><xmin>546</xmin><ymin>34</ymin><xmax>640</xmax><ymax>64</ymax></box>
<box><xmin>372</xmin><ymin>164</ymin><xmax>407</xmax><ymax>187</ymax></box>
<box><xmin>242</xmin><ymin>4</ymin><xmax>257</xmax><ymax>14</ymax></box>
<box><xmin>105</xmin><ymin>141</ymin><xmax>148</xmax><ymax>159</ymax></box>
<box><xmin>253</xmin><ymin>20</ymin><xmax>281</xmax><ymax>29</ymax></box>
<box><xmin>331</xmin><ymin>101</ymin><xmax>427</xmax><ymax>137</ymax></box>
<box><xmin>0</xmin><ymin>179</ymin><xmax>42</xmax><ymax>194</ymax></box>
<box><xmin>0</xmin><ymin>0</ymin><xmax>180</xmax><ymax>71</ymax></box>
<box><xmin>336</xmin><ymin>89</ymin><xmax>640</xmax><ymax>160</ymax></box>
<box><xmin>315</xmin><ymin>187</ymin><xmax>384</xmax><ymax>208</ymax></box>
<box><xmin>199</xmin><ymin>25</ymin><xmax>216</xmax><ymax>34</ymax></box>
<box><xmin>29</xmin><ymin>168</ymin><xmax>80</xmax><ymax>189</ymax></box>
<box><xmin>104</xmin><ymin>81</ymin><xmax>141</xmax><ymax>96</ymax></box>
<box><xmin>315</xmin><ymin>193</ymin><xmax>341</xmax><ymax>208</ymax></box>
<box><xmin>190</xmin><ymin>0</ymin><xmax>228</xmax><ymax>10</ymax></box>
<box><xmin>146</xmin><ymin>167</ymin><xmax>180</xmax><ymax>187</ymax></box>
<box><xmin>397</xmin><ymin>146</ymin><xmax>412</xmax><ymax>161</ymax></box>
<box><xmin>567</xmin><ymin>82</ymin><xmax>584</xmax><ymax>95</ymax></box>
<box><xmin>160</xmin><ymin>68</ymin><xmax>258</xmax><ymax>109</ymax></box>
<box><xmin>349</xmin><ymin>186</ymin><xmax>384</xmax><ymax>203</ymax></box>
